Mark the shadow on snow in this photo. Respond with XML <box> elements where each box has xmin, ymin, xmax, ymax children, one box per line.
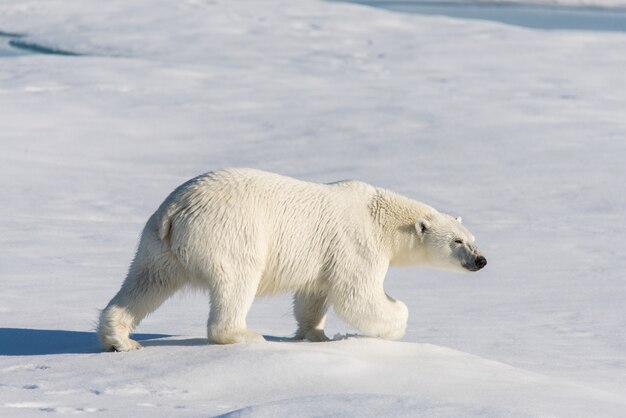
<box><xmin>0</xmin><ymin>328</ymin><xmax>298</xmax><ymax>355</ymax></box>
<box><xmin>0</xmin><ymin>328</ymin><xmax>170</xmax><ymax>356</ymax></box>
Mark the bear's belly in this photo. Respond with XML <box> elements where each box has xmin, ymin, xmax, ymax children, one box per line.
<box><xmin>256</xmin><ymin>254</ymin><xmax>327</xmax><ymax>296</ymax></box>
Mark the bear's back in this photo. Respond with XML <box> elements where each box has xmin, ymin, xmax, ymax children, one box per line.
<box><xmin>177</xmin><ymin>168</ymin><xmax>374</xmax><ymax>218</ymax></box>
<box><xmin>159</xmin><ymin>168</ymin><xmax>375</xmax><ymax>246</ymax></box>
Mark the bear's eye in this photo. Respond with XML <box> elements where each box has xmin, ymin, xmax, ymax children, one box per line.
<box><xmin>454</xmin><ymin>239</ymin><xmax>463</xmax><ymax>245</ymax></box>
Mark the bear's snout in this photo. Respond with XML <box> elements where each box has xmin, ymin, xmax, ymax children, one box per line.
<box><xmin>475</xmin><ymin>256</ymin><xmax>487</xmax><ymax>270</ymax></box>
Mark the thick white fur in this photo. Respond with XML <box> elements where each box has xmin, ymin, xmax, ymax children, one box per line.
<box><xmin>97</xmin><ymin>168</ymin><xmax>480</xmax><ymax>351</ymax></box>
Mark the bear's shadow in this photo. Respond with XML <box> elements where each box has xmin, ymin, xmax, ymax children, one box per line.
<box><xmin>140</xmin><ymin>335</ymin><xmax>294</xmax><ymax>347</ymax></box>
<box><xmin>0</xmin><ymin>328</ymin><xmax>295</xmax><ymax>355</ymax></box>
<box><xmin>0</xmin><ymin>328</ymin><xmax>170</xmax><ymax>356</ymax></box>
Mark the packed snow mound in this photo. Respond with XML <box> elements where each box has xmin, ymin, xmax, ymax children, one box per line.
<box><xmin>4</xmin><ymin>335</ymin><xmax>624</xmax><ymax>417</ymax></box>
<box><xmin>218</xmin><ymin>394</ymin><xmax>527</xmax><ymax>418</ymax></box>
<box><xmin>205</xmin><ymin>338</ymin><xmax>624</xmax><ymax>417</ymax></box>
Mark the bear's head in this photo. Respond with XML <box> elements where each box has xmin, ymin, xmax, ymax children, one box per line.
<box><xmin>413</xmin><ymin>214</ymin><xmax>487</xmax><ymax>272</ymax></box>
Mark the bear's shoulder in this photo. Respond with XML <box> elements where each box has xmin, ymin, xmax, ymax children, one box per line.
<box><xmin>369</xmin><ymin>188</ymin><xmax>436</xmax><ymax>228</ymax></box>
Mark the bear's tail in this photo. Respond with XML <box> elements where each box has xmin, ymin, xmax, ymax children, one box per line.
<box><xmin>153</xmin><ymin>173</ymin><xmax>208</xmax><ymax>243</ymax></box>
<box><xmin>154</xmin><ymin>198</ymin><xmax>182</xmax><ymax>243</ymax></box>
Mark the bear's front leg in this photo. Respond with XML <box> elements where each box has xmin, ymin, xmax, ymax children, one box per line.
<box><xmin>331</xmin><ymin>281</ymin><xmax>409</xmax><ymax>340</ymax></box>
<box><xmin>206</xmin><ymin>271</ymin><xmax>265</xmax><ymax>344</ymax></box>
<box><xmin>293</xmin><ymin>290</ymin><xmax>330</xmax><ymax>342</ymax></box>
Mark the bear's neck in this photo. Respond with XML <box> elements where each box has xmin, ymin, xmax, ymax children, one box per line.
<box><xmin>369</xmin><ymin>188</ymin><xmax>435</xmax><ymax>266</ymax></box>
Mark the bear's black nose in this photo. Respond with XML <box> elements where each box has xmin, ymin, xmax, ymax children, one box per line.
<box><xmin>475</xmin><ymin>256</ymin><xmax>487</xmax><ymax>270</ymax></box>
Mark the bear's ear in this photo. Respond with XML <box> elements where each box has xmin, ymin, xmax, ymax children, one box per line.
<box><xmin>415</xmin><ymin>219</ymin><xmax>430</xmax><ymax>236</ymax></box>
<box><xmin>455</xmin><ymin>216</ymin><xmax>462</xmax><ymax>224</ymax></box>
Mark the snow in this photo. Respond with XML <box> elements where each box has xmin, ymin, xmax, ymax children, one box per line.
<box><xmin>1</xmin><ymin>337</ymin><xmax>624</xmax><ymax>416</ymax></box>
<box><xmin>1</xmin><ymin>0</ymin><xmax>626</xmax><ymax>416</ymax></box>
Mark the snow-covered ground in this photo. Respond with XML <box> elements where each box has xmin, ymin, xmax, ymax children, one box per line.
<box><xmin>1</xmin><ymin>0</ymin><xmax>626</xmax><ymax>416</ymax></box>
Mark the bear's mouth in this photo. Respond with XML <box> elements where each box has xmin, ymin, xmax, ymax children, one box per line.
<box><xmin>463</xmin><ymin>264</ymin><xmax>479</xmax><ymax>272</ymax></box>
<box><xmin>463</xmin><ymin>256</ymin><xmax>487</xmax><ymax>272</ymax></box>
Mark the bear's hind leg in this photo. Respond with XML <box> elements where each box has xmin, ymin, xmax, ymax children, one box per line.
<box><xmin>293</xmin><ymin>290</ymin><xmax>330</xmax><ymax>342</ymax></box>
<box><xmin>206</xmin><ymin>270</ymin><xmax>265</xmax><ymax>344</ymax></box>
<box><xmin>97</xmin><ymin>264</ymin><xmax>182</xmax><ymax>352</ymax></box>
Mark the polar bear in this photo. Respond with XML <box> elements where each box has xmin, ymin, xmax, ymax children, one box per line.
<box><xmin>97</xmin><ymin>168</ymin><xmax>486</xmax><ymax>351</ymax></box>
